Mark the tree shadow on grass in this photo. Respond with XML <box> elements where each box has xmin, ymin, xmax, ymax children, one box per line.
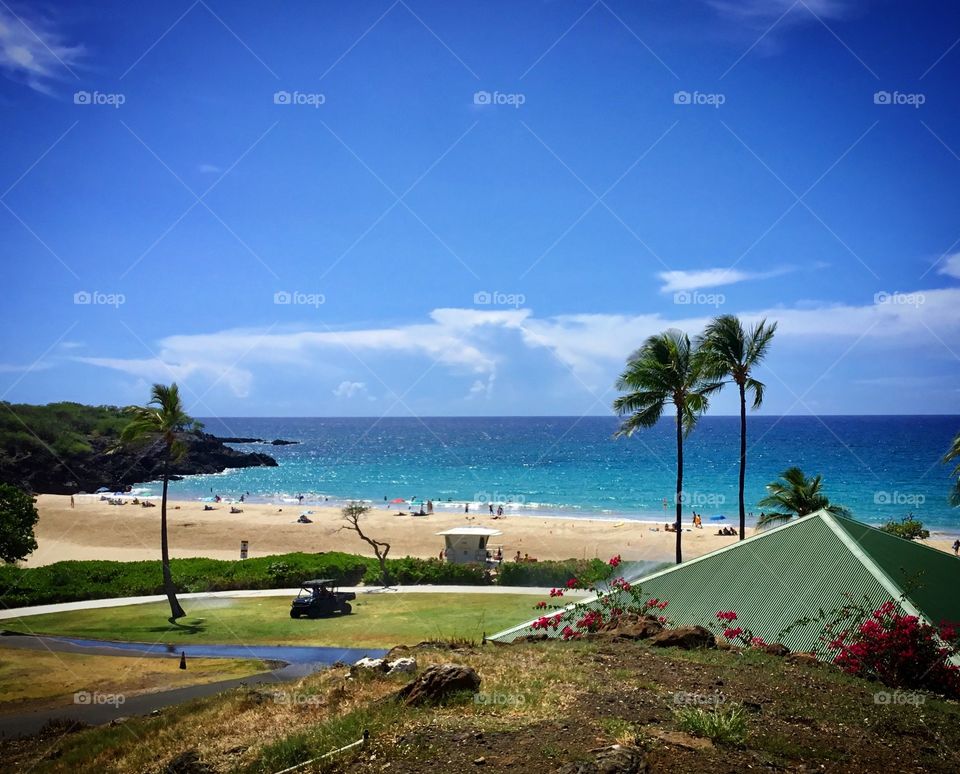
<box><xmin>142</xmin><ymin>617</ymin><xmax>208</xmax><ymax>636</ymax></box>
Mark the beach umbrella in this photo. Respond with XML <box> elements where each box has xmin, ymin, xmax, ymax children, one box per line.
<box><xmin>708</xmin><ymin>514</ymin><xmax>726</xmax><ymax>521</ymax></box>
<box><xmin>95</xmin><ymin>486</ymin><xmax>110</xmax><ymax>493</ymax></box>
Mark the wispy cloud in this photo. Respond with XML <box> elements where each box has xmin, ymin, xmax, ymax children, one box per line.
<box><xmin>333</xmin><ymin>380</ymin><xmax>372</xmax><ymax>400</ymax></box>
<box><xmin>937</xmin><ymin>253</ymin><xmax>960</xmax><ymax>280</ymax></box>
<box><xmin>705</xmin><ymin>0</ymin><xmax>856</xmax><ymax>23</ymax></box>
<box><xmin>657</xmin><ymin>266</ymin><xmax>794</xmax><ymax>293</ymax></box>
<box><xmin>0</xmin><ymin>5</ymin><xmax>84</xmax><ymax>94</ymax></box>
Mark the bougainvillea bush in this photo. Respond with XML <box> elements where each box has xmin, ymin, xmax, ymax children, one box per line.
<box><xmin>529</xmin><ymin>555</ymin><xmax>671</xmax><ymax>640</ymax></box>
<box><xmin>826</xmin><ymin>601</ymin><xmax>960</xmax><ymax>698</ymax></box>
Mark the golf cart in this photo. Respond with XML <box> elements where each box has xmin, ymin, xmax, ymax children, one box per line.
<box><xmin>290</xmin><ymin>579</ymin><xmax>355</xmax><ymax>618</ymax></box>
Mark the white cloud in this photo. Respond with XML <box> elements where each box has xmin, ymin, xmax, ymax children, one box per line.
<box><xmin>937</xmin><ymin>253</ymin><xmax>960</xmax><ymax>280</ymax></box>
<box><xmin>75</xmin><ymin>288</ymin><xmax>960</xmax><ymax>403</ymax></box>
<box><xmin>333</xmin><ymin>380</ymin><xmax>370</xmax><ymax>399</ymax></box>
<box><xmin>198</xmin><ymin>163</ymin><xmax>222</xmax><ymax>174</ymax></box>
<box><xmin>657</xmin><ymin>266</ymin><xmax>793</xmax><ymax>293</ymax></box>
<box><xmin>0</xmin><ymin>6</ymin><xmax>84</xmax><ymax>94</ymax></box>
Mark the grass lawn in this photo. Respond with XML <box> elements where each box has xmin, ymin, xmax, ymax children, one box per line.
<box><xmin>5</xmin><ymin>593</ymin><xmax>543</xmax><ymax>648</ymax></box>
<box><xmin>0</xmin><ymin>647</ymin><xmax>265</xmax><ymax>710</ymax></box>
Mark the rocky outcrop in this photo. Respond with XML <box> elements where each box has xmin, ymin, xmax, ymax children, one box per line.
<box><xmin>216</xmin><ymin>437</ymin><xmax>300</xmax><ymax>446</ymax></box>
<box><xmin>395</xmin><ymin>663</ymin><xmax>481</xmax><ymax>706</ymax></box>
<box><xmin>3</xmin><ymin>431</ymin><xmax>276</xmax><ymax>495</ymax></box>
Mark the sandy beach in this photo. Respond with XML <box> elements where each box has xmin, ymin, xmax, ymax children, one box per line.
<box><xmin>28</xmin><ymin>495</ymin><xmax>959</xmax><ymax>568</ymax></box>
<box><xmin>30</xmin><ymin>494</ymin><xmax>757</xmax><ymax>567</ymax></box>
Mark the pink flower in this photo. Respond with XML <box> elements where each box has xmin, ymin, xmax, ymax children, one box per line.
<box><xmin>609</xmin><ymin>555</ymin><xmax>622</xmax><ymax>568</ymax></box>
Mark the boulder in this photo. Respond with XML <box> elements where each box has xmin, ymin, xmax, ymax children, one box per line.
<box><xmin>603</xmin><ymin>616</ymin><xmax>663</xmax><ymax>640</ymax></box>
<box><xmin>764</xmin><ymin>643</ymin><xmax>791</xmax><ymax>657</ymax></box>
<box><xmin>350</xmin><ymin>657</ymin><xmax>387</xmax><ymax>675</ymax></box>
<box><xmin>395</xmin><ymin>663</ymin><xmax>481</xmax><ymax>706</ymax></box>
<box><xmin>387</xmin><ymin>657</ymin><xmax>417</xmax><ymax>675</ymax></box>
<box><xmin>649</xmin><ymin>626</ymin><xmax>716</xmax><ymax>650</ymax></box>
<box><xmin>556</xmin><ymin>744</ymin><xmax>648</xmax><ymax>773</ymax></box>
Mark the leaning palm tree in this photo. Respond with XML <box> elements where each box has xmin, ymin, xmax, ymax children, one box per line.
<box><xmin>757</xmin><ymin>467</ymin><xmax>850</xmax><ymax>528</ymax></box>
<box><xmin>700</xmin><ymin>315</ymin><xmax>777</xmax><ymax>540</ymax></box>
<box><xmin>944</xmin><ymin>431</ymin><xmax>960</xmax><ymax>507</ymax></box>
<box><xmin>121</xmin><ymin>383</ymin><xmax>191</xmax><ymax>620</ymax></box>
<box><xmin>613</xmin><ymin>330</ymin><xmax>722</xmax><ymax>564</ymax></box>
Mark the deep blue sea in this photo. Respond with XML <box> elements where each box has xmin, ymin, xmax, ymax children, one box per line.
<box><xmin>143</xmin><ymin>416</ymin><xmax>960</xmax><ymax>533</ymax></box>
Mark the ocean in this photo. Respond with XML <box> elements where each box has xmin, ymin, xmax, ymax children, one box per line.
<box><xmin>145</xmin><ymin>416</ymin><xmax>960</xmax><ymax>533</ymax></box>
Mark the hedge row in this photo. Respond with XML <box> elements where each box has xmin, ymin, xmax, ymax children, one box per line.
<box><xmin>0</xmin><ymin>553</ymin><xmax>613</xmax><ymax>608</ymax></box>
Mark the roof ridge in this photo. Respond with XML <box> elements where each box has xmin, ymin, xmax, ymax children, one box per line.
<box><xmin>820</xmin><ymin>512</ymin><xmax>925</xmax><ymax>621</ymax></box>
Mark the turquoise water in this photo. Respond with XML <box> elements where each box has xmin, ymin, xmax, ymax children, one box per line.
<box><xmin>146</xmin><ymin>416</ymin><xmax>960</xmax><ymax>532</ymax></box>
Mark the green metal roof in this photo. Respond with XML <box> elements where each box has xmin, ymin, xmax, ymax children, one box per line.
<box><xmin>491</xmin><ymin>511</ymin><xmax>960</xmax><ymax>654</ymax></box>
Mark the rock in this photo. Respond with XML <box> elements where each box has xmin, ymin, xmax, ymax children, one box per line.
<box><xmin>556</xmin><ymin>744</ymin><xmax>648</xmax><ymax>773</ymax></box>
<box><xmin>473</xmin><ymin>756</ymin><xmax>486</xmax><ymax>765</ymax></box>
<box><xmin>351</xmin><ymin>657</ymin><xmax>387</xmax><ymax>675</ymax></box>
<box><xmin>164</xmin><ymin>749</ymin><xmax>215</xmax><ymax>774</ymax></box>
<box><xmin>109</xmin><ymin>717</ymin><xmax>128</xmax><ymax>726</ymax></box>
<box><xmin>599</xmin><ymin>615</ymin><xmax>663</xmax><ymax>640</ymax></box>
<box><xmin>649</xmin><ymin>626</ymin><xmax>716</xmax><ymax>650</ymax></box>
<box><xmin>270</xmin><ymin>438</ymin><xmax>300</xmax><ymax>445</ymax></box>
<box><xmin>387</xmin><ymin>657</ymin><xmax>417</xmax><ymax>675</ymax></box>
<box><xmin>764</xmin><ymin>643</ymin><xmax>791</xmax><ymax>657</ymax></box>
<box><xmin>395</xmin><ymin>663</ymin><xmax>481</xmax><ymax>706</ymax></box>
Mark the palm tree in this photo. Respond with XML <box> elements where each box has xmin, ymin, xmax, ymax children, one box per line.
<box><xmin>943</xmin><ymin>431</ymin><xmax>960</xmax><ymax>508</ymax></box>
<box><xmin>757</xmin><ymin>467</ymin><xmax>850</xmax><ymax>527</ymax></box>
<box><xmin>700</xmin><ymin>315</ymin><xmax>777</xmax><ymax>541</ymax></box>
<box><xmin>613</xmin><ymin>330</ymin><xmax>722</xmax><ymax>564</ymax></box>
<box><xmin>121</xmin><ymin>383</ymin><xmax>191</xmax><ymax>620</ymax></box>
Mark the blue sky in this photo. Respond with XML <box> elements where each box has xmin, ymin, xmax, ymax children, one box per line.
<box><xmin>1</xmin><ymin>0</ymin><xmax>959</xmax><ymax>417</ymax></box>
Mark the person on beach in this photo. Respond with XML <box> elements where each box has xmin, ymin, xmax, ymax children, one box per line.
<box><xmin>489</xmin><ymin>503</ymin><xmax>494</xmax><ymax>514</ymax></box>
<box><xmin>514</xmin><ymin>550</ymin><xmax>521</xmax><ymax>562</ymax></box>
<box><xmin>465</xmin><ymin>503</ymin><xmax>469</xmax><ymax>513</ymax></box>
<box><xmin>70</xmin><ymin>495</ymin><xmax>74</xmax><ymax>508</ymax></box>
<box><xmin>497</xmin><ymin>505</ymin><xmax>503</xmax><ymax>517</ymax></box>
<box><xmin>427</xmin><ymin>500</ymin><xmax>433</xmax><ymax>513</ymax></box>
<box><xmin>953</xmin><ymin>539</ymin><xmax>960</xmax><ymax>556</ymax></box>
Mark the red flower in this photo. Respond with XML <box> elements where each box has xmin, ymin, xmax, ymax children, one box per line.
<box><xmin>716</xmin><ymin>611</ymin><xmax>737</xmax><ymax>622</ymax></box>
<box><xmin>609</xmin><ymin>555</ymin><xmax>622</xmax><ymax>568</ymax></box>
<box><xmin>566</xmin><ymin>578</ymin><xmax>579</xmax><ymax>589</ymax></box>
<box><xmin>550</xmin><ymin>588</ymin><xmax>564</xmax><ymax>598</ymax></box>
<box><xmin>724</xmin><ymin>626</ymin><xmax>743</xmax><ymax>639</ymax></box>
<box><xmin>535</xmin><ymin>601</ymin><xmax>547</xmax><ymax>609</ymax></box>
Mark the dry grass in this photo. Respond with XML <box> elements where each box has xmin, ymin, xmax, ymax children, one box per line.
<box><xmin>0</xmin><ymin>647</ymin><xmax>265</xmax><ymax>711</ymax></box>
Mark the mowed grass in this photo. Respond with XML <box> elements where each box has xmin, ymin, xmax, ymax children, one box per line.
<box><xmin>0</xmin><ymin>647</ymin><xmax>265</xmax><ymax>709</ymax></box>
<box><xmin>6</xmin><ymin>593</ymin><xmax>542</xmax><ymax>648</ymax></box>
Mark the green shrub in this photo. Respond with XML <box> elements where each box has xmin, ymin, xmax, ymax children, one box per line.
<box><xmin>495</xmin><ymin>558</ymin><xmax>611</xmax><ymax>587</ymax></box>
<box><xmin>369</xmin><ymin>557</ymin><xmax>489</xmax><ymax>586</ymax></box>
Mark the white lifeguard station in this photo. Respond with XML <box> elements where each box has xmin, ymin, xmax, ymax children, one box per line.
<box><xmin>437</xmin><ymin>526</ymin><xmax>502</xmax><ymax>564</ymax></box>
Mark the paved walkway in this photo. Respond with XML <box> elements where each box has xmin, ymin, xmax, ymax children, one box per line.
<box><xmin>0</xmin><ymin>585</ymin><xmax>563</xmax><ymax>621</ymax></box>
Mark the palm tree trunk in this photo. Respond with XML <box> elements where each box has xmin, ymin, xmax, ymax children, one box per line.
<box><xmin>738</xmin><ymin>382</ymin><xmax>747</xmax><ymax>541</ymax></box>
<box><xmin>161</xmin><ymin>454</ymin><xmax>186</xmax><ymax>620</ymax></box>
<box><xmin>675</xmin><ymin>406</ymin><xmax>683</xmax><ymax>565</ymax></box>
